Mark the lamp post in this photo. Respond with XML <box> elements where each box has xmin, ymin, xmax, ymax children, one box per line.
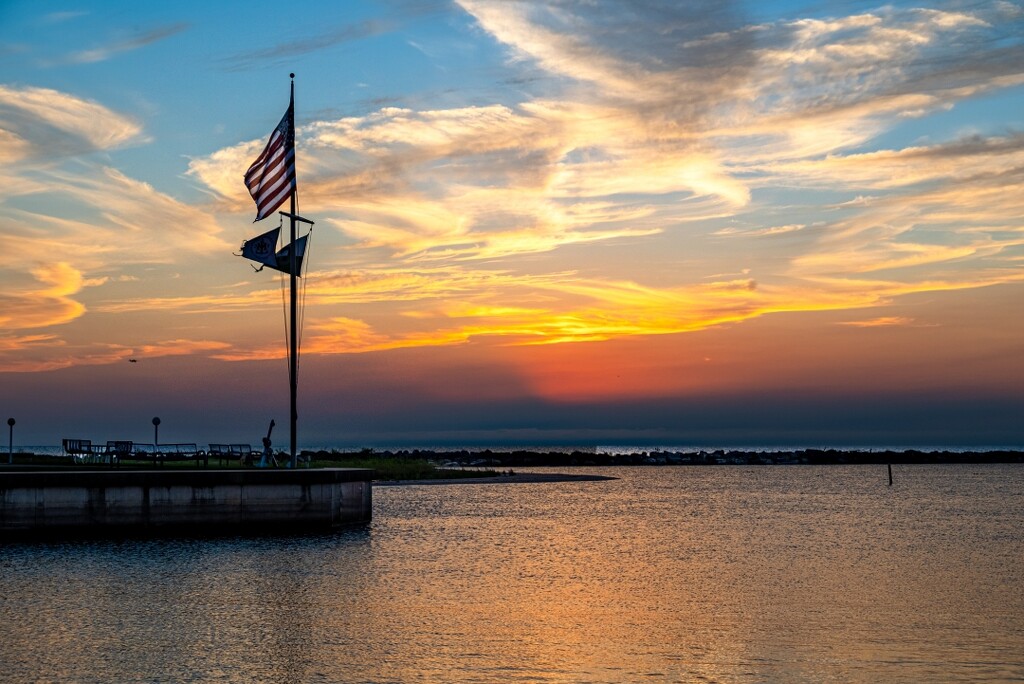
<box><xmin>6</xmin><ymin>418</ymin><xmax>13</xmax><ymax>465</ymax></box>
<box><xmin>152</xmin><ymin>416</ymin><xmax>161</xmax><ymax>446</ymax></box>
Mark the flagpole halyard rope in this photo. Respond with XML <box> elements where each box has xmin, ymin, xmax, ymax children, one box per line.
<box><xmin>294</xmin><ymin>194</ymin><xmax>310</xmax><ymax>378</ymax></box>
<box><xmin>298</xmin><ymin>226</ymin><xmax>311</xmax><ymax>365</ymax></box>
<box><xmin>295</xmin><ymin>195</ymin><xmax>302</xmax><ymax>376</ymax></box>
<box><xmin>280</xmin><ymin>270</ymin><xmax>289</xmax><ymax>373</ymax></box>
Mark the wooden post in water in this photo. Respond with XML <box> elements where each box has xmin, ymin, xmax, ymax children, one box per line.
<box><xmin>887</xmin><ymin>463</ymin><xmax>893</xmax><ymax>486</ymax></box>
<box><xmin>6</xmin><ymin>418</ymin><xmax>13</xmax><ymax>465</ymax></box>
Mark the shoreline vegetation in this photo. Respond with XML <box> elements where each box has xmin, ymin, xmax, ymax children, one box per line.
<box><xmin>2</xmin><ymin>448</ymin><xmax>1022</xmax><ymax>482</ymax></box>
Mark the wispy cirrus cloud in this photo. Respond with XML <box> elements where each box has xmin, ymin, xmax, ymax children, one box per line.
<box><xmin>135</xmin><ymin>339</ymin><xmax>232</xmax><ymax>358</ymax></box>
<box><xmin>838</xmin><ymin>316</ymin><xmax>916</xmax><ymax>327</ymax></box>
<box><xmin>60</xmin><ymin>22</ymin><xmax>190</xmax><ymax>64</ymax></box>
<box><xmin>714</xmin><ymin>224</ymin><xmax>806</xmax><ymax>238</ymax></box>
<box><xmin>455</xmin><ymin>0</ymin><xmax>757</xmax><ymax>109</ymax></box>
<box><xmin>220</xmin><ymin>20</ymin><xmax>392</xmax><ymax>71</ymax></box>
<box><xmin>0</xmin><ymin>84</ymin><xmax>143</xmax><ymax>162</ymax></box>
<box><xmin>1</xmin><ymin>164</ymin><xmax>231</xmax><ymax>275</ymax></box>
<box><xmin>41</xmin><ymin>11</ymin><xmax>89</xmax><ymax>24</ymax></box>
<box><xmin>219</xmin><ymin>0</ymin><xmax>456</xmax><ymax>72</ymax></box>
<box><xmin>752</xmin><ymin>133</ymin><xmax>1024</xmax><ymax>190</ymax></box>
<box><xmin>778</xmin><ymin>137</ymin><xmax>1024</xmax><ymax>280</ymax></box>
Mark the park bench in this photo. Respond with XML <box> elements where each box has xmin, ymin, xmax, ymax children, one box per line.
<box><xmin>62</xmin><ymin>438</ymin><xmax>95</xmax><ymax>464</ymax></box>
<box><xmin>208</xmin><ymin>443</ymin><xmax>255</xmax><ymax>467</ymax></box>
<box><xmin>127</xmin><ymin>443</ymin><xmax>159</xmax><ymax>464</ymax></box>
<box><xmin>64</xmin><ymin>439</ymin><xmax>135</xmax><ymax>466</ymax></box>
<box><xmin>125</xmin><ymin>443</ymin><xmax>207</xmax><ymax>467</ymax></box>
<box><xmin>157</xmin><ymin>443</ymin><xmax>207</xmax><ymax>467</ymax></box>
<box><xmin>104</xmin><ymin>440</ymin><xmax>133</xmax><ymax>465</ymax></box>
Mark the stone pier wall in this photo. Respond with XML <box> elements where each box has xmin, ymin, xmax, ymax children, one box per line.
<box><xmin>0</xmin><ymin>468</ymin><xmax>372</xmax><ymax>535</ymax></box>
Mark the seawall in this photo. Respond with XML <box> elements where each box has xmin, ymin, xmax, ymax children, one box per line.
<box><xmin>0</xmin><ymin>468</ymin><xmax>372</xmax><ymax>537</ymax></box>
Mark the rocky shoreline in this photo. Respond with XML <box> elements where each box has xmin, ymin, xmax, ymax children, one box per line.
<box><xmin>307</xmin><ymin>447</ymin><xmax>1024</xmax><ymax>468</ymax></box>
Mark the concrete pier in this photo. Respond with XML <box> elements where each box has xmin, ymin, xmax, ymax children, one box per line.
<box><xmin>0</xmin><ymin>468</ymin><xmax>372</xmax><ymax>536</ymax></box>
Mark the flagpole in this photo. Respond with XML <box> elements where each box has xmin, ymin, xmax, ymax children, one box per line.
<box><xmin>288</xmin><ymin>73</ymin><xmax>298</xmax><ymax>469</ymax></box>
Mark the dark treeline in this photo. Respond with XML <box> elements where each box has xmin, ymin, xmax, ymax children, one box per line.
<box><xmin>305</xmin><ymin>448</ymin><xmax>1024</xmax><ymax>467</ymax></box>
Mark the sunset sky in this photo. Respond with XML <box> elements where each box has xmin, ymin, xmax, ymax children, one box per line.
<box><xmin>2</xmin><ymin>0</ymin><xmax>1023</xmax><ymax>448</ymax></box>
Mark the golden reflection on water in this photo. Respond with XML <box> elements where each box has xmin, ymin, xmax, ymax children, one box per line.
<box><xmin>1</xmin><ymin>465</ymin><xmax>1023</xmax><ymax>682</ymax></box>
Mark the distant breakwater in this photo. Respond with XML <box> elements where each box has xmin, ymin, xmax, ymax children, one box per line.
<box><xmin>305</xmin><ymin>448</ymin><xmax>1024</xmax><ymax>467</ymax></box>
<box><xmin>7</xmin><ymin>447</ymin><xmax>1022</xmax><ymax>469</ymax></box>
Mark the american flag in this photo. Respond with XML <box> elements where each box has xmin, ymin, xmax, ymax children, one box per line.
<box><xmin>244</xmin><ymin>99</ymin><xmax>296</xmax><ymax>221</ymax></box>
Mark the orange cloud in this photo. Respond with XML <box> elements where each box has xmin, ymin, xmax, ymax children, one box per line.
<box><xmin>0</xmin><ymin>342</ymin><xmax>128</xmax><ymax>373</ymax></box>
<box><xmin>837</xmin><ymin>316</ymin><xmax>915</xmax><ymax>327</ymax></box>
<box><xmin>135</xmin><ymin>339</ymin><xmax>232</xmax><ymax>358</ymax></box>
<box><xmin>0</xmin><ymin>262</ymin><xmax>87</xmax><ymax>330</ymax></box>
<box><xmin>0</xmin><ymin>334</ymin><xmax>61</xmax><ymax>353</ymax></box>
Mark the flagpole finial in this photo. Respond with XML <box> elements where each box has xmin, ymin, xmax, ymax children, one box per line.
<box><xmin>290</xmin><ymin>72</ymin><xmax>295</xmax><ymax>79</ymax></box>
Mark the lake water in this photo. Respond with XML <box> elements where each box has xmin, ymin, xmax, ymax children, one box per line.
<box><xmin>1</xmin><ymin>465</ymin><xmax>1022</xmax><ymax>682</ymax></box>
